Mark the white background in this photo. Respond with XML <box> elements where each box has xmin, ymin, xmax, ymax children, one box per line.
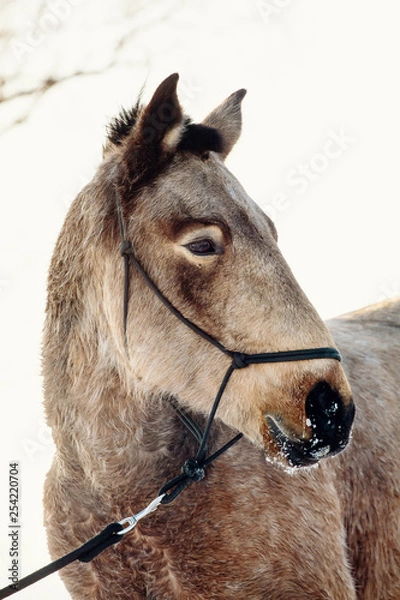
<box><xmin>0</xmin><ymin>1</ymin><xmax>399</xmax><ymax>597</ymax></box>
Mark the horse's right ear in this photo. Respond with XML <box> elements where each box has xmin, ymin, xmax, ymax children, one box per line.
<box><xmin>202</xmin><ymin>89</ymin><xmax>247</xmax><ymax>159</ymax></box>
<box><xmin>121</xmin><ymin>73</ymin><xmax>185</xmax><ymax>186</ymax></box>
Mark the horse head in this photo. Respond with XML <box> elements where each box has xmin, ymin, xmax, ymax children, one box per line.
<box><xmin>50</xmin><ymin>73</ymin><xmax>354</xmax><ymax>470</ymax></box>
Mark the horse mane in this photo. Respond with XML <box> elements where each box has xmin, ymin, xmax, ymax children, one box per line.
<box><xmin>106</xmin><ymin>102</ymin><xmax>141</xmax><ymax>147</ymax></box>
<box><xmin>107</xmin><ymin>104</ymin><xmax>224</xmax><ymax>155</ymax></box>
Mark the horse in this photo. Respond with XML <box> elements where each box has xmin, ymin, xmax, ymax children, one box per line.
<box><xmin>42</xmin><ymin>73</ymin><xmax>400</xmax><ymax>599</ymax></box>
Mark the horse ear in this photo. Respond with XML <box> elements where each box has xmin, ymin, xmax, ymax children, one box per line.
<box><xmin>202</xmin><ymin>89</ymin><xmax>247</xmax><ymax>159</ymax></box>
<box><xmin>122</xmin><ymin>73</ymin><xmax>184</xmax><ymax>183</ymax></box>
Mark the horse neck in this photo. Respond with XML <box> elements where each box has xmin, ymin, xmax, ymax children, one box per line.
<box><xmin>44</xmin><ymin>292</ymin><xmax>186</xmax><ymax>494</ymax></box>
<box><xmin>48</xmin><ymin>361</ymin><xmax>188</xmax><ymax>489</ymax></box>
<box><xmin>43</xmin><ymin>183</ymin><xmax>201</xmax><ymax>495</ymax></box>
<box><xmin>44</xmin><ymin>296</ymin><xmax>219</xmax><ymax>500</ymax></box>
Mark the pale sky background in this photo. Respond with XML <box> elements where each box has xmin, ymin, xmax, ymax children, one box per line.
<box><xmin>0</xmin><ymin>1</ymin><xmax>399</xmax><ymax>597</ymax></box>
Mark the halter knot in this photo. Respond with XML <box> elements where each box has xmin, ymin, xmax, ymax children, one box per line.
<box><xmin>120</xmin><ymin>240</ymin><xmax>133</xmax><ymax>257</ymax></box>
<box><xmin>232</xmin><ymin>352</ymin><xmax>249</xmax><ymax>369</ymax></box>
<box><xmin>182</xmin><ymin>458</ymin><xmax>205</xmax><ymax>482</ymax></box>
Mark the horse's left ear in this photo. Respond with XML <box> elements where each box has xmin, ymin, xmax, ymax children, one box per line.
<box><xmin>202</xmin><ymin>88</ymin><xmax>247</xmax><ymax>159</ymax></box>
<box><xmin>122</xmin><ymin>73</ymin><xmax>184</xmax><ymax>184</ymax></box>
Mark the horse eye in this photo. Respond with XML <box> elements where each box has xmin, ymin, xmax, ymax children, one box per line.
<box><xmin>187</xmin><ymin>239</ymin><xmax>217</xmax><ymax>256</ymax></box>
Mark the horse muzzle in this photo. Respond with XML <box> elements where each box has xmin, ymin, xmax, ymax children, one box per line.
<box><xmin>266</xmin><ymin>381</ymin><xmax>355</xmax><ymax>467</ymax></box>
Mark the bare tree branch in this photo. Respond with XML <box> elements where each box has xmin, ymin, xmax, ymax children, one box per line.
<box><xmin>0</xmin><ymin>0</ymin><xmax>186</xmax><ymax>132</ymax></box>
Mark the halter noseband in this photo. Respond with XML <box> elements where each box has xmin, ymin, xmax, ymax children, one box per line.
<box><xmin>115</xmin><ymin>190</ymin><xmax>341</xmax><ymax>502</ymax></box>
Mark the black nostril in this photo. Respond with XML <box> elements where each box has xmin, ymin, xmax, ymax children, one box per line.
<box><xmin>307</xmin><ymin>381</ymin><xmax>340</xmax><ymax>421</ymax></box>
<box><xmin>305</xmin><ymin>381</ymin><xmax>354</xmax><ymax>457</ymax></box>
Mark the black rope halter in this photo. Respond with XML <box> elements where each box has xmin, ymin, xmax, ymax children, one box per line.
<box><xmin>115</xmin><ymin>188</ymin><xmax>341</xmax><ymax>503</ymax></box>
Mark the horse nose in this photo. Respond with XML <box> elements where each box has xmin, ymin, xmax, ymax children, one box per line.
<box><xmin>304</xmin><ymin>381</ymin><xmax>355</xmax><ymax>462</ymax></box>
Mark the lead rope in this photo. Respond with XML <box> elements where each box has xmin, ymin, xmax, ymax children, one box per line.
<box><xmin>0</xmin><ymin>423</ymin><xmax>241</xmax><ymax>599</ymax></box>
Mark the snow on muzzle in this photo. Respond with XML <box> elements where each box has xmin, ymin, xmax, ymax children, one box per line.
<box><xmin>266</xmin><ymin>381</ymin><xmax>355</xmax><ymax>468</ymax></box>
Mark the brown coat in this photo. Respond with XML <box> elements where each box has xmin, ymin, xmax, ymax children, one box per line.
<box><xmin>43</xmin><ymin>74</ymin><xmax>399</xmax><ymax>599</ymax></box>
